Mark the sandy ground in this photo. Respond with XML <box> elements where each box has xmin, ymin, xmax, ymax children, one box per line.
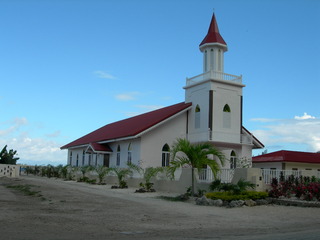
<box><xmin>1</xmin><ymin>176</ymin><xmax>320</xmax><ymax>240</ymax></box>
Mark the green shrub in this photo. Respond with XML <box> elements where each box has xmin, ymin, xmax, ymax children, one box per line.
<box><xmin>206</xmin><ymin>191</ymin><xmax>268</xmax><ymax>202</ymax></box>
<box><xmin>209</xmin><ymin>179</ymin><xmax>255</xmax><ymax>194</ymax></box>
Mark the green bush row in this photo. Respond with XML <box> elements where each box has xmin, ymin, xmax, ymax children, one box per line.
<box><xmin>206</xmin><ymin>191</ymin><xmax>268</xmax><ymax>201</ymax></box>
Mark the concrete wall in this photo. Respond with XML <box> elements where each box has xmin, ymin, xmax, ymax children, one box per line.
<box><xmin>140</xmin><ymin>113</ymin><xmax>188</xmax><ymax>168</ymax></box>
<box><xmin>232</xmin><ymin>168</ymin><xmax>266</xmax><ymax>192</ymax></box>
<box><xmin>0</xmin><ymin>164</ymin><xmax>20</xmax><ymax>177</ymax></box>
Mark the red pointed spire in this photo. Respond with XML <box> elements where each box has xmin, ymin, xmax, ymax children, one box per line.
<box><xmin>199</xmin><ymin>13</ymin><xmax>227</xmax><ymax>47</ymax></box>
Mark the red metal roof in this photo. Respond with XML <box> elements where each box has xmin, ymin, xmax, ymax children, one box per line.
<box><xmin>199</xmin><ymin>13</ymin><xmax>227</xmax><ymax>47</ymax></box>
<box><xmin>252</xmin><ymin>150</ymin><xmax>320</xmax><ymax>164</ymax></box>
<box><xmin>61</xmin><ymin>102</ymin><xmax>192</xmax><ymax>149</ymax></box>
<box><xmin>89</xmin><ymin>142</ymin><xmax>112</xmax><ymax>152</ymax></box>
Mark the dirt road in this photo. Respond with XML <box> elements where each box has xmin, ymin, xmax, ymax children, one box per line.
<box><xmin>1</xmin><ymin>176</ymin><xmax>320</xmax><ymax>240</ymax></box>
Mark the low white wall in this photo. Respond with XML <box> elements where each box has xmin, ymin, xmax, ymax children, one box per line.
<box><xmin>0</xmin><ymin>164</ymin><xmax>20</xmax><ymax>177</ymax></box>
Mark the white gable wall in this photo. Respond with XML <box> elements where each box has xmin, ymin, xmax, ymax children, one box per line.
<box><xmin>140</xmin><ymin>112</ymin><xmax>188</xmax><ymax>168</ymax></box>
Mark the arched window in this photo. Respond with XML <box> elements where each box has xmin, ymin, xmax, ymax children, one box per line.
<box><xmin>88</xmin><ymin>153</ymin><xmax>92</xmax><ymax>166</ymax></box>
<box><xmin>218</xmin><ymin>49</ymin><xmax>222</xmax><ymax>71</ymax></box>
<box><xmin>210</xmin><ymin>49</ymin><xmax>214</xmax><ymax>70</ymax></box>
<box><xmin>82</xmin><ymin>150</ymin><xmax>85</xmax><ymax>166</ymax></box>
<box><xmin>195</xmin><ymin>105</ymin><xmax>201</xmax><ymax>129</ymax></box>
<box><xmin>127</xmin><ymin>143</ymin><xmax>132</xmax><ymax>164</ymax></box>
<box><xmin>116</xmin><ymin>145</ymin><xmax>121</xmax><ymax>166</ymax></box>
<box><xmin>204</xmin><ymin>50</ymin><xmax>208</xmax><ymax>72</ymax></box>
<box><xmin>223</xmin><ymin>104</ymin><xmax>231</xmax><ymax>128</ymax></box>
<box><xmin>162</xmin><ymin>144</ymin><xmax>170</xmax><ymax>167</ymax></box>
<box><xmin>69</xmin><ymin>151</ymin><xmax>72</xmax><ymax>165</ymax></box>
<box><xmin>230</xmin><ymin>151</ymin><xmax>237</xmax><ymax>169</ymax></box>
<box><xmin>223</xmin><ymin>104</ymin><xmax>231</xmax><ymax>112</ymax></box>
<box><xmin>76</xmin><ymin>154</ymin><xmax>79</xmax><ymax>167</ymax></box>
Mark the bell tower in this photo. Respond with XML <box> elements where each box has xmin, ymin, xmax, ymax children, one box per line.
<box><xmin>199</xmin><ymin>13</ymin><xmax>228</xmax><ymax>73</ymax></box>
<box><xmin>184</xmin><ymin>13</ymin><xmax>245</xmax><ymax>147</ymax></box>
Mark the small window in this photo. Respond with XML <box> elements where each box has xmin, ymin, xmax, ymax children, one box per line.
<box><xmin>76</xmin><ymin>154</ymin><xmax>79</xmax><ymax>166</ymax></box>
<box><xmin>82</xmin><ymin>150</ymin><xmax>85</xmax><ymax>166</ymax></box>
<box><xmin>204</xmin><ymin>50</ymin><xmax>208</xmax><ymax>72</ymax></box>
<box><xmin>210</xmin><ymin>49</ymin><xmax>214</xmax><ymax>70</ymax></box>
<box><xmin>223</xmin><ymin>104</ymin><xmax>231</xmax><ymax>112</ymax></box>
<box><xmin>195</xmin><ymin>105</ymin><xmax>200</xmax><ymax>129</ymax></box>
<box><xmin>223</xmin><ymin>104</ymin><xmax>231</xmax><ymax>128</ymax></box>
<box><xmin>230</xmin><ymin>151</ymin><xmax>237</xmax><ymax>169</ymax></box>
<box><xmin>116</xmin><ymin>145</ymin><xmax>121</xmax><ymax>166</ymax></box>
<box><xmin>127</xmin><ymin>143</ymin><xmax>132</xmax><ymax>164</ymax></box>
<box><xmin>69</xmin><ymin>151</ymin><xmax>72</xmax><ymax>165</ymax></box>
<box><xmin>88</xmin><ymin>153</ymin><xmax>92</xmax><ymax>166</ymax></box>
<box><xmin>218</xmin><ymin>49</ymin><xmax>222</xmax><ymax>71</ymax></box>
<box><xmin>162</xmin><ymin>144</ymin><xmax>170</xmax><ymax>167</ymax></box>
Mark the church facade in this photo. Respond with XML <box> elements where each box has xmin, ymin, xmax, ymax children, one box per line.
<box><xmin>61</xmin><ymin>14</ymin><xmax>264</xmax><ymax>169</ymax></box>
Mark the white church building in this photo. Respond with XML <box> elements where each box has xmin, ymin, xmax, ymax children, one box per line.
<box><xmin>61</xmin><ymin>14</ymin><xmax>264</xmax><ymax>170</ymax></box>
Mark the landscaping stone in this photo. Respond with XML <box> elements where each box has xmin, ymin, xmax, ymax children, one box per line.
<box><xmin>272</xmin><ymin>198</ymin><xmax>320</xmax><ymax>208</ymax></box>
<box><xmin>229</xmin><ymin>200</ymin><xmax>245</xmax><ymax>208</ymax></box>
<box><xmin>244</xmin><ymin>199</ymin><xmax>256</xmax><ymax>207</ymax></box>
<box><xmin>255</xmin><ymin>199</ymin><xmax>269</xmax><ymax>205</ymax></box>
<box><xmin>195</xmin><ymin>195</ymin><xmax>210</xmax><ymax>205</ymax></box>
<box><xmin>211</xmin><ymin>199</ymin><xmax>223</xmax><ymax>207</ymax></box>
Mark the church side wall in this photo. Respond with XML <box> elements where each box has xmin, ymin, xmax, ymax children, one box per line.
<box><xmin>108</xmin><ymin>139</ymin><xmax>141</xmax><ymax>168</ymax></box>
<box><xmin>140</xmin><ymin>113</ymin><xmax>187</xmax><ymax>168</ymax></box>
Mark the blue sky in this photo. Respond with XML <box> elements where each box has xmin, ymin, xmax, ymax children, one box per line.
<box><xmin>1</xmin><ymin>0</ymin><xmax>319</xmax><ymax>165</ymax></box>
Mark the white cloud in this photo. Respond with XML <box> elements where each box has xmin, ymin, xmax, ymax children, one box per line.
<box><xmin>294</xmin><ymin>112</ymin><xmax>316</xmax><ymax>120</ymax></box>
<box><xmin>115</xmin><ymin>92</ymin><xmax>140</xmax><ymax>101</ymax></box>
<box><xmin>0</xmin><ymin>117</ymin><xmax>28</xmax><ymax>136</ymax></box>
<box><xmin>45</xmin><ymin>130</ymin><xmax>61</xmax><ymax>138</ymax></box>
<box><xmin>93</xmin><ymin>70</ymin><xmax>116</xmax><ymax>79</ymax></box>
<box><xmin>0</xmin><ymin>117</ymin><xmax>66</xmax><ymax>165</ymax></box>
<box><xmin>251</xmin><ymin>114</ymin><xmax>320</xmax><ymax>152</ymax></box>
<box><xmin>250</xmin><ymin>118</ymin><xmax>279</xmax><ymax>123</ymax></box>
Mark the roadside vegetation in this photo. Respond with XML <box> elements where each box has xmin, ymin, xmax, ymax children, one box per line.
<box><xmin>6</xmin><ymin>184</ymin><xmax>45</xmax><ymax>201</ymax></box>
<box><xmin>269</xmin><ymin>174</ymin><xmax>320</xmax><ymax>201</ymax></box>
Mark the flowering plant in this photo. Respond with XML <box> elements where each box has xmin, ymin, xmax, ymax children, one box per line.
<box><xmin>268</xmin><ymin>175</ymin><xmax>320</xmax><ymax>201</ymax></box>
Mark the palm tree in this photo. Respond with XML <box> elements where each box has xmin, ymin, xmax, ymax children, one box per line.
<box><xmin>108</xmin><ymin>167</ymin><xmax>132</xmax><ymax>188</ymax></box>
<box><xmin>127</xmin><ymin>163</ymin><xmax>164</xmax><ymax>191</ymax></box>
<box><xmin>79</xmin><ymin>165</ymin><xmax>94</xmax><ymax>181</ymax></box>
<box><xmin>169</xmin><ymin>138</ymin><xmax>225</xmax><ymax>195</ymax></box>
<box><xmin>94</xmin><ymin>166</ymin><xmax>110</xmax><ymax>184</ymax></box>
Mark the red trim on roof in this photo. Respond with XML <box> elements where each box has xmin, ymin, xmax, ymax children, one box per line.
<box><xmin>61</xmin><ymin>102</ymin><xmax>192</xmax><ymax>149</ymax></box>
<box><xmin>253</xmin><ymin>150</ymin><xmax>320</xmax><ymax>164</ymax></box>
<box><xmin>199</xmin><ymin>13</ymin><xmax>227</xmax><ymax>47</ymax></box>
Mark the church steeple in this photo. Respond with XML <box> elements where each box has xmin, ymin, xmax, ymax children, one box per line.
<box><xmin>199</xmin><ymin>13</ymin><xmax>227</xmax><ymax>73</ymax></box>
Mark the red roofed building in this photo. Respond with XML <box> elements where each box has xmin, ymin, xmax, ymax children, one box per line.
<box><xmin>61</xmin><ymin>14</ymin><xmax>263</xmax><ymax>169</ymax></box>
<box><xmin>253</xmin><ymin>150</ymin><xmax>320</xmax><ymax>171</ymax></box>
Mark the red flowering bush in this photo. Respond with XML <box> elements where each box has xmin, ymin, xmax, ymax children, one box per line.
<box><xmin>268</xmin><ymin>175</ymin><xmax>320</xmax><ymax>201</ymax></box>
